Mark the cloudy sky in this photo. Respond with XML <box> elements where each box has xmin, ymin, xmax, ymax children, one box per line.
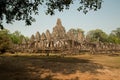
<box><xmin>3</xmin><ymin>0</ymin><xmax>120</xmax><ymax>37</ymax></box>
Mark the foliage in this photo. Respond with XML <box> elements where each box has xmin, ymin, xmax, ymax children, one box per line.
<box><xmin>111</xmin><ymin>28</ymin><xmax>120</xmax><ymax>38</ymax></box>
<box><xmin>0</xmin><ymin>0</ymin><xmax>103</xmax><ymax>28</ymax></box>
<box><xmin>46</xmin><ymin>0</ymin><xmax>102</xmax><ymax>15</ymax></box>
<box><xmin>86</xmin><ymin>29</ymin><xmax>108</xmax><ymax>42</ymax></box>
<box><xmin>0</xmin><ymin>0</ymin><xmax>42</xmax><ymax>26</ymax></box>
<box><xmin>0</xmin><ymin>24</ymin><xmax>4</xmax><ymax>29</ymax></box>
<box><xmin>108</xmin><ymin>28</ymin><xmax>120</xmax><ymax>44</ymax></box>
<box><xmin>10</xmin><ymin>31</ymin><xmax>25</xmax><ymax>44</ymax></box>
<box><xmin>0</xmin><ymin>29</ymin><xmax>28</xmax><ymax>53</ymax></box>
<box><xmin>0</xmin><ymin>29</ymin><xmax>12</xmax><ymax>53</ymax></box>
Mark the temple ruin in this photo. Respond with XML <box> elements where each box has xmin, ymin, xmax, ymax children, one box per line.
<box><xmin>14</xmin><ymin>18</ymin><xmax>120</xmax><ymax>54</ymax></box>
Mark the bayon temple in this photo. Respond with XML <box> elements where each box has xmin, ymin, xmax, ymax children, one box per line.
<box><xmin>14</xmin><ymin>18</ymin><xmax>120</xmax><ymax>54</ymax></box>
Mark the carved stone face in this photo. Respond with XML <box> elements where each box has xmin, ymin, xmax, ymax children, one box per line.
<box><xmin>52</xmin><ymin>18</ymin><xmax>66</xmax><ymax>40</ymax></box>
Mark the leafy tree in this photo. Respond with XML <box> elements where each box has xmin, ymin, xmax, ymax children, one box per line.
<box><xmin>0</xmin><ymin>29</ymin><xmax>12</xmax><ymax>53</ymax></box>
<box><xmin>108</xmin><ymin>34</ymin><xmax>120</xmax><ymax>44</ymax></box>
<box><xmin>86</xmin><ymin>29</ymin><xmax>108</xmax><ymax>42</ymax></box>
<box><xmin>10</xmin><ymin>31</ymin><xmax>28</xmax><ymax>44</ymax></box>
<box><xmin>111</xmin><ymin>28</ymin><xmax>120</xmax><ymax>38</ymax></box>
<box><xmin>10</xmin><ymin>31</ymin><xmax>21</xmax><ymax>44</ymax></box>
<box><xmin>108</xmin><ymin>28</ymin><xmax>120</xmax><ymax>44</ymax></box>
<box><xmin>0</xmin><ymin>0</ymin><xmax>103</xmax><ymax>28</ymax></box>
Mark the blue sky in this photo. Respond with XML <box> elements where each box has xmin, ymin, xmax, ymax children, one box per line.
<box><xmin>3</xmin><ymin>0</ymin><xmax>120</xmax><ymax>37</ymax></box>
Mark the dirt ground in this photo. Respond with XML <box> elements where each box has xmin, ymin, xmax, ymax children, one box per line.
<box><xmin>0</xmin><ymin>53</ymin><xmax>120</xmax><ymax>80</ymax></box>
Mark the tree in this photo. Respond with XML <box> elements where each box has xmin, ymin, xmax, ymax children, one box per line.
<box><xmin>0</xmin><ymin>29</ymin><xmax>12</xmax><ymax>53</ymax></box>
<box><xmin>0</xmin><ymin>0</ymin><xmax>103</xmax><ymax>28</ymax></box>
<box><xmin>108</xmin><ymin>28</ymin><xmax>120</xmax><ymax>44</ymax></box>
<box><xmin>10</xmin><ymin>31</ymin><xmax>26</xmax><ymax>44</ymax></box>
<box><xmin>86</xmin><ymin>29</ymin><xmax>108</xmax><ymax>42</ymax></box>
<box><xmin>111</xmin><ymin>28</ymin><xmax>120</xmax><ymax>38</ymax></box>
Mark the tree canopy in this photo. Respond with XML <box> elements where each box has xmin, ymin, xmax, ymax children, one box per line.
<box><xmin>0</xmin><ymin>0</ymin><xmax>103</xmax><ymax>28</ymax></box>
<box><xmin>0</xmin><ymin>29</ymin><xmax>28</xmax><ymax>53</ymax></box>
<box><xmin>86</xmin><ymin>29</ymin><xmax>108</xmax><ymax>42</ymax></box>
<box><xmin>108</xmin><ymin>28</ymin><xmax>120</xmax><ymax>44</ymax></box>
<box><xmin>0</xmin><ymin>29</ymin><xmax>11</xmax><ymax>53</ymax></box>
<box><xmin>10</xmin><ymin>31</ymin><xmax>26</xmax><ymax>44</ymax></box>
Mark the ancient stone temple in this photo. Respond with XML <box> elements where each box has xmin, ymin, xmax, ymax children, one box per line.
<box><xmin>46</xmin><ymin>29</ymin><xmax>51</xmax><ymax>41</ymax></box>
<box><xmin>20</xmin><ymin>37</ymin><xmax>27</xmax><ymax>52</ymax></box>
<box><xmin>38</xmin><ymin>19</ymin><xmax>82</xmax><ymax>51</ymax></box>
<box><xmin>66</xmin><ymin>28</ymin><xmax>84</xmax><ymax>42</ymax></box>
<box><xmin>77</xmin><ymin>29</ymin><xmax>84</xmax><ymax>42</ymax></box>
<box><xmin>30</xmin><ymin>34</ymin><xmax>35</xmax><ymax>43</ymax></box>
<box><xmin>41</xmin><ymin>33</ymin><xmax>47</xmax><ymax>41</ymax></box>
<box><xmin>52</xmin><ymin>18</ymin><xmax>66</xmax><ymax>40</ymax></box>
<box><xmin>35</xmin><ymin>31</ymin><xmax>41</xmax><ymax>42</ymax></box>
<box><xmin>9</xmin><ymin>18</ymin><xmax>120</xmax><ymax>54</ymax></box>
<box><xmin>14</xmin><ymin>18</ymin><xmax>92</xmax><ymax>53</ymax></box>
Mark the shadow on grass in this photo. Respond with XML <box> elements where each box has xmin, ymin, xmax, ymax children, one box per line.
<box><xmin>0</xmin><ymin>56</ymin><xmax>103</xmax><ymax>80</ymax></box>
<box><xmin>0</xmin><ymin>56</ymin><xmax>54</xmax><ymax>80</ymax></box>
<box><xmin>27</xmin><ymin>56</ymin><xmax>103</xmax><ymax>74</ymax></box>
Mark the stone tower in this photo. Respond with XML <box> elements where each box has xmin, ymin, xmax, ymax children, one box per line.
<box><xmin>35</xmin><ymin>31</ymin><xmax>41</xmax><ymax>42</ymax></box>
<box><xmin>52</xmin><ymin>18</ymin><xmax>66</xmax><ymax>40</ymax></box>
<box><xmin>46</xmin><ymin>29</ymin><xmax>51</xmax><ymax>41</ymax></box>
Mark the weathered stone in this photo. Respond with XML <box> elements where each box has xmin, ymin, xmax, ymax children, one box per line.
<box><xmin>67</xmin><ymin>29</ymin><xmax>74</xmax><ymax>40</ymax></box>
<box><xmin>46</xmin><ymin>29</ymin><xmax>51</xmax><ymax>41</ymax></box>
<box><xmin>28</xmin><ymin>34</ymin><xmax>35</xmax><ymax>49</ymax></box>
<box><xmin>67</xmin><ymin>28</ymin><xmax>84</xmax><ymax>42</ymax></box>
<box><xmin>35</xmin><ymin>31</ymin><xmax>41</xmax><ymax>42</ymax></box>
<box><xmin>52</xmin><ymin>18</ymin><xmax>66</xmax><ymax>40</ymax></box>
<box><xmin>22</xmin><ymin>37</ymin><xmax>27</xmax><ymax>44</ymax></box>
<box><xmin>30</xmin><ymin>34</ymin><xmax>35</xmax><ymax>42</ymax></box>
<box><xmin>77</xmin><ymin>29</ymin><xmax>84</xmax><ymax>42</ymax></box>
<box><xmin>16</xmin><ymin>18</ymin><xmax>120</xmax><ymax>54</ymax></box>
<box><xmin>41</xmin><ymin>32</ymin><xmax>46</xmax><ymax>41</ymax></box>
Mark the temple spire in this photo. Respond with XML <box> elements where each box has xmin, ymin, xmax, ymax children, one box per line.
<box><xmin>56</xmin><ymin>18</ymin><xmax>62</xmax><ymax>26</ymax></box>
<box><xmin>52</xmin><ymin>18</ymin><xmax>66</xmax><ymax>39</ymax></box>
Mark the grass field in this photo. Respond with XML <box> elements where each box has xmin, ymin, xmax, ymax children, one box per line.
<box><xmin>0</xmin><ymin>53</ymin><xmax>120</xmax><ymax>80</ymax></box>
